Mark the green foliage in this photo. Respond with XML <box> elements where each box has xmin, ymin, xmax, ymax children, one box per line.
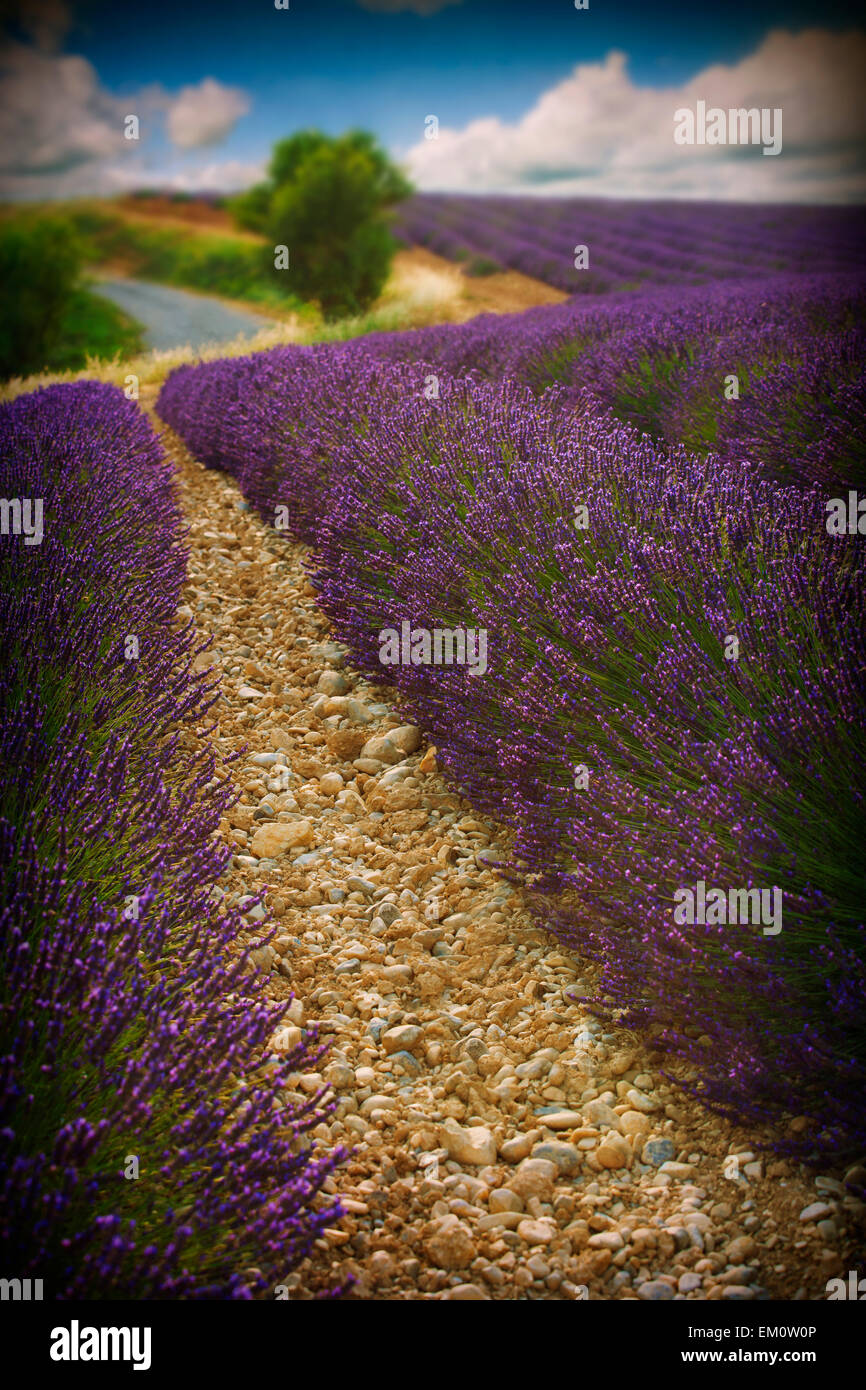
<box><xmin>234</xmin><ymin>128</ymin><xmax>412</xmax><ymax>319</ymax></box>
<box><xmin>0</xmin><ymin>216</ymin><xmax>83</xmax><ymax>378</ymax></box>
<box><xmin>64</xmin><ymin>208</ymin><xmax>303</xmax><ymax>312</ymax></box>
<box><xmin>465</xmin><ymin>256</ymin><xmax>501</xmax><ymax>277</ymax></box>
<box><xmin>49</xmin><ymin>287</ymin><xmax>144</xmax><ymax>371</ymax></box>
<box><xmin>227</xmin><ymin>182</ymin><xmax>272</xmax><ymax>234</ymax></box>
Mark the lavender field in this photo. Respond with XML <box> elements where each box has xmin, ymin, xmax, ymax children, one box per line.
<box><xmin>7</xmin><ymin>0</ymin><xmax>866</xmax><ymax>1324</ymax></box>
<box><xmin>392</xmin><ymin>194</ymin><xmax>866</xmax><ymax>295</ymax></box>
<box><xmin>3</xmin><ymin>208</ymin><xmax>865</xmax><ymax>1307</ymax></box>
<box><xmin>158</xmin><ymin>260</ymin><xmax>866</xmax><ymax>1167</ymax></box>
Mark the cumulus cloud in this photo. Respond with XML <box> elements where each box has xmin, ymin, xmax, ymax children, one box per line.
<box><xmin>0</xmin><ymin>33</ymin><xmax>252</xmax><ymax>198</ymax></box>
<box><xmin>0</xmin><ymin>40</ymin><xmax>126</xmax><ymax>182</ymax></box>
<box><xmin>406</xmin><ymin>28</ymin><xmax>866</xmax><ymax>201</ymax></box>
<box><xmin>154</xmin><ymin>158</ymin><xmax>267</xmax><ymax>193</ymax></box>
<box><xmin>357</xmin><ymin>0</ymin><xmax>462</xmax><ymax>13</ymax></box>
<box><xmin>165</xmin><ymin>78</ymin><xmax>250</xmax><ymax>150</ymax></box>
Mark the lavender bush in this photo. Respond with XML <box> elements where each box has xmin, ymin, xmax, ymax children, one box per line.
<box><xmin>0</xmin><ymin>382</ymin><xmax>343</xmax><ymax>1298</ymax></box>
<box><xmin>356</xmin><ymin>271</ymin><xmax>866</xmax><ymax>491</ymax></box>
<box><xmin>157</xmin><ymin>277</ymin><xmax>866</xmax><ymax>1163</ymax></box>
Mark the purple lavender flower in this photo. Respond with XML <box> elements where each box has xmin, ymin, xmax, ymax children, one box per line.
<box><xmin>1</xmin><ymin>382</ymin><xmax>344</xmax><ymax>1299</ymax></box>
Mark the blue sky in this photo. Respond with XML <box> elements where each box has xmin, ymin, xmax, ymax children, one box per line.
<box><xmin>66</xmin><ymin>0</ymin><xmax>864</xmax><ymax>155</ymax></box>
<box><xmin>2</xmin><ymin>0</ymin><xmax>865</xmax><ymax>200</ymax></box>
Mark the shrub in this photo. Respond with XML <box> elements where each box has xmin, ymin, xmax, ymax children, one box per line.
<box><xmin>232</xmin><ymin>129</ymin><xmax>412</xmax><ymax>319</ymax></box>
<box><xmin>0</xmin><ymin>217</ymin><xmax>83</xmax><ymax>379</ymax></box>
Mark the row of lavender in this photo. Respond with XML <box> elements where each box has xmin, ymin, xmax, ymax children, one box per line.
<box><xmin>157</xmin><ymin>270</ymin><xmax>865</xmax><ymax>1164</ymax></box>
<box><xmin>360</xmin><ymin>272</ymin><xmax>866</xmax><ymax>491</ymax></box>
<box><xmin>392</xmin><ymin>194</ymin><xmax>866</xmax><ymax>295</ymax></box>
<box><xmin>0</xmin><ymin>383</ymin><xmax>342</xmax><ymax>1298</ymax></box>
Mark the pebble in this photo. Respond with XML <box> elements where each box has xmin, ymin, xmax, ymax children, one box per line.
<box><xmin>619</xmin><ymin>1110</ymin><xmax>650</xmax><ymax>1137</ymax></box>
<box><xmin>382</xmin><ymin>1025</ymin><xmax>423</xmax><ymax>1055</ymax></box>
<box><xmin>489</xmin><ymin>1189</ymin><xmax>523</xmax><ymax>1213</ymax></box>
<box><xmin>500</xmin><ymin>1133</ymin><xmax>538</xmax><ymax>1163</ymax></box>
<box><xmin>658</xmin><ymin>1161</ymin><xmax>695</xmax><ymax>1179</ymax></box>
<box><xmin>345</xmin><ymin>699</ymin><xmax>374</xmax><ymax>724</ymax></box>
<box><xmin>643</xmin><ymin>1138</ymin><xmax>676</xmax><ymax>1166</ymax></box>
<box><xmin>540</xmin><ymin>1109</ymin><xmax>584</xmax><ymax>1131</ymax></box>
<box><xmin>317</xmin><ymin>670</ymin><xmax>349</xmax><ymax>695</ymax></box>
<box><xmin>506</xmin><ymin>1159</ymin><xmax>557</xmax><ymax>1204</ymax></box>
<box><xmin>477</xmin><ymin>1211</ymin><xmax>522</xmax><ymax>1231</ymax></box>
<box><xmin>588</xmin><ymin>1231</ymin><xmax>624</xmax><ymax>1251</ymax></box>
<box><xmin>360</xmin><ymin>734</ymin><xmax>403</xmax><ymax>764</ymax></box>
<box><xmin>385</xmin><ymin>725</ymin><xmax>422</xmax><ymax>754</ymax></box>
<box><xmin>249</xmin><ymin>820</ymin><xmax>313</xmax><ymax>857</ymax></box>
<box><xmin>596</xmin><ymin>1132</ymin><xmax>632</xmax><ymax>1169</ymax></box>
<box><xmin>799</xmin><ymin>1202</ymin><xmax>834</xmax><ymax>1223</ymax></box>
<box><xmin>424</xmin><ymin>1216</ymin><xmax>476</xmax><ymax>1270</ymax></box>
<box><xmin>678</xmin><ymin>1272</ymin><xmax>702</xmax><ymax>1293</ymax></box>
<box><xmin>584</xmin><ymin>1099</ymin><xmax>623</xmax><ymax>1131</ymax></box>
<box><xmin>517</xmin><ymin>1218</ymin><xmax>557</xmax><ymax>1245</ymax></box>
<box><xmin>359</xmin><ymin>1093</ymin><xmax>398</xmax><ymax>1116</ymax></box>
<box><xmin>251</xmin><ymin>752</ymin><xmax>282</xmax><ymax>768</ymax></box>
<box><xmin>441</xmin><ymin>1124</ymin><xmax>497</xmax><ymax>1166</ymax></box>
<box><xmin>391</xmin><ymin>1050</ymin><xmax>422</xmax><ymax>1073</ymax></box>
<box><xmin>639</xmin><ymin>1280</ymin><xmax>676</xmax><ymax>1301</ymax></box>
<box><xmin>727</xmin><ymin>1235</ymin><xmax>757</xmax><ymax>1262</ymax></box>
<box><xmin>626</xmin><ymin>1088</ymin><xmax>658</xmax><ymax>1113</ymax></box>
<box><xmin>531</xmin><ymin>1142</ymin><xmax>581</xmax><ymax>1176</ymax></box>
<box><xmin>323</xmin><ymin>1063</ymin><xmax>354</xmax><ymax>1089</ymax></box>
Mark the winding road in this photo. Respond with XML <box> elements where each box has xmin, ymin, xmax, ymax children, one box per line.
<box><xmin>92</xmin><ymin>275</ymin><xmax>273</xmax><ymax>352</ymax></box>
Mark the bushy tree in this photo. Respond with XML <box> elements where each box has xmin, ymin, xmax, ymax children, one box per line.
<box><xmin>0</xmin><ymin>216</ymin><xmax>83</xmax><ymax>378</ymax></box>
<box><xmin>230</xmin><ymin>130</ymin><xmax>412</xmax><ymax>319</ymax></box>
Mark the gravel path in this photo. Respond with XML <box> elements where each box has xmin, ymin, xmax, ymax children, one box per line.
<box><xmin>93</xmin><ymin>276</ymin><xmax>273</xmax><ymax>352</ymax></box>
<box><xmin>154</xmin><ymin>398</ymin><xmax>863</xmax><ymax>1302</ymax></box>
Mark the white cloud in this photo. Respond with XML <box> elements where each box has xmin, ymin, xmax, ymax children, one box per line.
<box><xmin>0</xmin><ymin>44</ymin><xmax>252</xmax><ymax>198</ymax></box>
<box><xmin>357</xmin><ymin>0</ymin><xmax>462</xmax><ymax>13</ymax></box>
<box><xmin>0</xmin><ymin>40</ymin><xmax>126</xmax><ymax>180</ymax></box>
<box><xmin>165</xmin><ymin>78</ymin><xmax>250</xmax><ymax>150</ymax></box>
<box><xmin>153</xmin><ymin>159</ymin><xmax>267</xmax><ymax>193</ymax></box>
<box><xmin>405</xmin><ymin>28</ymin><xmax>866</xmax><ymax>201</ymax></box>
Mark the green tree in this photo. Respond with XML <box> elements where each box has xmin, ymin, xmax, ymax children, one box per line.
<box><xmin>0</xmin><ymin>216</ymin><xmax>83</xmax><ymax>379</ymax></box>
<box><xmin>230</xmin><ymin>129</ymin><xmax>412</xmax><ymax>319</ymax></box>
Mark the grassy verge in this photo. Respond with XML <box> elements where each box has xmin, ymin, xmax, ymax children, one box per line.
<box><xmin>42</xmin><ymin>283</ymin><xmax>144</xmax><ymax>371</ymax></box>
<box><xmin>69</xmin><ymin>204</ymin><xmax>303</xmax><ymax>313</ymax></box>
